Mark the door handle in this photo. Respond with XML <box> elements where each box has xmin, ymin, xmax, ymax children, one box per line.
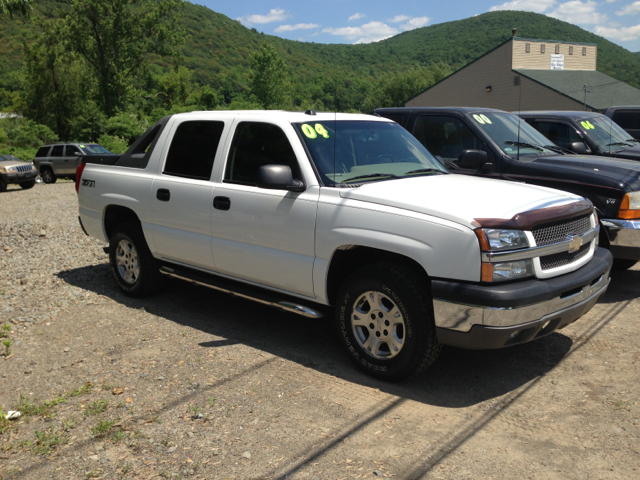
<box><xmin>157</xmin><ymin>188</ymin><xmax>170</xmax><ymax>202</ymax></box>
<box><xmin>213</xmin><ymin>196</ymin><xmax>230</xmax><ymax>210</ymax></box>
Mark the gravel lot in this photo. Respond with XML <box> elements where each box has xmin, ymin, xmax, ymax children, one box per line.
<box><xmin>1</xmin><ymin>181</ymin><xmax>639</xmax><ymax>480</ymax></box>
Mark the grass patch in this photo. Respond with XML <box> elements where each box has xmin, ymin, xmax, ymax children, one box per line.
<box><xmin>22</xmin><ymin>428</ymin><xmax>68</xmax><ymax>455</ymax></box>
<box><xmin>17</xmin><ymin>395</ymin><xmax>67</xmax><ymax>418</ymax></box>
<box><xmin>92</xmin><ymin>419</ymin><xmax>116</xmax><ymax>437</ymax></box>
<box><xmin>85</xmin><ymin>400</ymin><xmax>108</xmax><ymax>416</ymax></box>
<box><xmin>67</xmin><ymin>382</ymin><xmax>93</xmax><ymax>397</ymax></box>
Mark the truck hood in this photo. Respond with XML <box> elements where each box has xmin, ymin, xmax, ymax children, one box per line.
<box><xmin>339</xmin><ymin>174</ymin><xmax>583</xmax><ymax>230</ymax></box>
<box><xmin>531</xmin><ymin>154</ymin><xmax>640</xmax><ymax>190</ymax></box>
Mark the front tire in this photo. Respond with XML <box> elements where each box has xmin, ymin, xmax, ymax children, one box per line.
<box><xmin>335</xmin><ymin>263</ymin><xmax>441</xmax><ymax>381</ymax></box>
<box><xmin>0</xmin><ymin>178</ymin><xmax>6</xmax><ymax>193</ymax></box>
<box><xmin>19</xmin><ymin>180</ymin><xmax>36</xmax><ymax>189</ymax></box>
<box><xmin>108</xmin><ymin>223</ymin><xmax>164</xmax><ymax>297</ymax></box>
<box><xmin>41</xmin><ymin>168</ymin><xmax>56</xmax><ymax>184</ymax></box>
<box><xmin>613</xmin><ymin>258</ymin><xmax>637</xmax><ymax>271</ymax></box>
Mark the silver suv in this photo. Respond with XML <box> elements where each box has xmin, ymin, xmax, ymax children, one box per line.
<box><xmin>0</xmin><ymin>154</ymin><xmax>37</xmax><ymax>192</ymax></box>
<box><xmin>34</xmin><ymin>143</ymin><xmax>112</xmax><ymax>184</ymax></box>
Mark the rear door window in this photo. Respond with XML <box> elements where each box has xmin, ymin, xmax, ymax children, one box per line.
<box><xmin>163</xmin><ymin>121</ymin><xmax>225</xmax><ymax>180</ymax></box>
<box><xmin>51</xmin><ymin>145</ymin><xmax>64</xmax><ymax>157</ymax></box>
<box><xmin>224</xmin><ymin>122</ymin><xmax>301</xmax><ymax>186</ymax></box>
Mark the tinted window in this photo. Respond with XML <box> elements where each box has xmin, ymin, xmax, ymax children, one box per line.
<box><xmin>65</xmin><ymin>145</ymin><xmax>81</xmax><ymax>156</ymax></box>
<box><xmin>164</xmin><ymin>121</ymin><xmax>225</xmax><ymax>180</ymax></box>
<box><xmin>612</xmin><ymin>111</ymin><xmax>640</xmax><ymax>130</ymax></box>
<box><xmin>225</xmin><ymin>122</ymin><xmax>300</xmax><ymax>185</ymax></box>
<box><xmin>531</xmin><ymin>121</ymin><xmax>583</xmax><ymax>150</ymax></box>
<box><xmin>81</xmin><ymin>144</ymin><xmax>111</xmax><ymax>154</ymax></box>
<box><xmin>35</xmin><ymin>146</ymin><xmax>50</xmax><ymax>157</ymax></box>
<box><xmin>413</xmin><ymin>115</ymin><xmax>488</xmax><ymax>168</ymax></box>
<box><xmin>51</xmin><ymin>145</ymin><xmax>64</xmax><ymax>157</ymax></box>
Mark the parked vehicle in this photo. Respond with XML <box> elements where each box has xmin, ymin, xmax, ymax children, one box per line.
<box><xmin>0</xmin><ymin>154</ymin><xmax>37</xmax><ymax>192</ymax></box>
<box><xmin>603</xmin><ymin>106</ymin><xmax>640</xmax><ymax>140</ymax></box>
<box><xmin>517</xmin><ymin>111</ymin><xmax>640</xmax><ymax>161</ymax></box>
<box><xmin>77</xmin><ymin>111</ymin><xmax>611</xmax><ymax>381</ymax></box>
<box><xmin>33</xmin><ymin>143</ymin><xmax>116</xmax><ymax>184</ymax></box>
<box><xmin>373</xmin><ymin>107</ymin><xmax>640</xmax><ymax>270</ymax></box>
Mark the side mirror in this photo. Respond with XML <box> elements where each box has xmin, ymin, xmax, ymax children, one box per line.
<box><xmin>458</xmin><ymin>149</ymin><xmax>488</xmax><ymax>170</ymax></box>
<box><xmin>256</xmin><ymin>165</ymin><xmax>305</xmax><ymax>192</ymax></box>
<box><xmin>569</xmin><ymin>142</ymin><xmax>588</xmax><ymax>154</ymax></box>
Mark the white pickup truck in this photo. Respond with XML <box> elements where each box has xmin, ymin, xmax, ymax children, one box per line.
<box><xmin>77</xmin><ymin>110</ymin><xmax>613</xmax><ymax>381</ymax></box>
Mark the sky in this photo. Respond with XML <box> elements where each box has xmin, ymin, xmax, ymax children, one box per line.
<box><xmin>195</xmin><ymin>0</ymin><xmax>640</xmax><ymax>52</ymax></box>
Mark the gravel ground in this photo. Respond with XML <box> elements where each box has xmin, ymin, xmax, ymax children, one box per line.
<box><xmin>0</xmin><ymin>182</ymin><xmax>639</xmax><ymax>480</ymax></box>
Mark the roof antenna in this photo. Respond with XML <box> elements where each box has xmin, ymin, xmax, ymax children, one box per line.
<box><xmin>517</xmin><ymin>70</ymin><xmax>522</xmax><ymax>161</ymax></box>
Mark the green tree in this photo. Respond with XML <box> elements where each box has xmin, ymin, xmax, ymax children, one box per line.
<box><xmin>62</xmin><ymin>0</ymin><xmax>185</xmax><ymax>117</ymax></box>
<box><xmin>249</xmin><ymin>42</ymin><xmax>290</xmax><ymax>109</ymax></box>
<box><xmin>362</xmin><ymin>63</ymin><xmax>452</xmax><ymax>112</ymax></box>
<box><xmin>1</xmin><ymin>0</ymin><xmax>31</xmax><ymax>17</ymax></box>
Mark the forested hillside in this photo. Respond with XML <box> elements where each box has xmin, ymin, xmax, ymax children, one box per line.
<box><xmin>1</xmin><ymin>2</ymin><xmax>640</xmax><ymax>157</ymax></box>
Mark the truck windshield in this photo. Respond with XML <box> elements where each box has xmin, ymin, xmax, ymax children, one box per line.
<box><xmin>468</xmin><ymin>112</ymin><xmax>557</xmax><ymax>158</ymax></box>
<box><xmin>79</xmin><ymin>144</ymin><xmax>112</xmax><ymax>154</ymax></box>
<box><xmin>577</xmin><ymin>116</ymin><xmax>636</xmax><ymax>152</ymax></box>
<box><xmin>293</xmin><ymin>120</ymin><xmax>446</xmax><ymax>185</ymax></box>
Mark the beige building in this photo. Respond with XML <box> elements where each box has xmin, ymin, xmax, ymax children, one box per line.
<box><xmin>406</xmin><ymin>35</ymin><xmax>640</xmax><ymax>111</ymax></box>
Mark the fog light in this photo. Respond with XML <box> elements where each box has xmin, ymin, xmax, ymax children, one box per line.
<box><xmin>509</xmin><ymin>330</ymin><xmax>520</xmax><ymax>340</ymax></box>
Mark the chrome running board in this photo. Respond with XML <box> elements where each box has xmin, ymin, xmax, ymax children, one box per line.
<box><xmin>159</xmin><ymin>266</ymin><xmax>324</xmax><ymax>319</ymax></box>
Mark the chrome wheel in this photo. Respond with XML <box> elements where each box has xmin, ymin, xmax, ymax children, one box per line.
<box><xmin>351</xmin><ymin>290</ymin><xmax>406</xmax><ymax>359</ymax></box>
<box><xmin>115</xmin><ymin>239</ymin><xmax>140</xmax><ymax>284</ymax></box>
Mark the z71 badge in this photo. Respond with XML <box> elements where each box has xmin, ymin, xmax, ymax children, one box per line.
<box><xmin>82</xmin><ymin>179</ymin><xmax>95</xmax><ymax>188</ymax></box>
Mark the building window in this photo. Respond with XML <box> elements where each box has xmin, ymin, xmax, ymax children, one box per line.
<box><xmin>541</xmin><ymin>44</ymin><xmax>545</xmax><ymax>53</ymax></box>
<box><xmin>582</xmin><ymin>47</ymin><xmax>587</xmax><ymax>56</ymax></box>
<box><xmin>569</xmin><ymin>46</ymin><xmax>574</xmax><ymax>55</ymax></box>
<box><xmin>555</xmin><ymin>44</ymin><xmax>560</xmax><ymax>54</ymax></box>
<box><xmin>525</xmin><ymin>43</ymin><xmax>530</xmax><ymax>53</ymax></box>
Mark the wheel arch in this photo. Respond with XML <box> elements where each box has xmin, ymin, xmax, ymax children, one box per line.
<box><xmin>325</xmin><ymin>246</ymin><xmax>430</xmax><ymax>306</ymax></box>
<box><xmin>103</xmin><ymin>205</ymin><xmax>142</xmax><ymax>241</ymax></box>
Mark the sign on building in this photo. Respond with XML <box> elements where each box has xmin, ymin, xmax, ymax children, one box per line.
<box><xmin>550</xmin><ymin>54</ymin><xmax>564</xmax><ymax>70</ymax></box>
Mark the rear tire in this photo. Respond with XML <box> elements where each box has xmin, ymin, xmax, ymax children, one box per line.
<box><xmin>108</xmin><ymin>222</ymin><xmax>164</xmax><ymax>297</ymax></box>
<box><xmin>612</xmin><ymin>258</ymin><xmax>637</xmax><ymax>271</ymax></box>
<box><xmin>0</xmin><ymin>178</ymin><xmax>6</xmax><ymax>193</ymax></box>
<box><xmin>335</xmin><ymin>263</ymin><xmax>441</xmax><ymax>381</ymax></box>
<box><xmin>41</xmin><ymin>168</ymin><xmax>56</xmax><ymax>184</ymax></box>
<box><xmin>19</xmin><ymin>180</ymin><xmax>36</xmax><ymax>189</ymax></box>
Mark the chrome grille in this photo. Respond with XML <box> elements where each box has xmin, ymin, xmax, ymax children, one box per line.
<box><xmin>532</xmin><ymin>214</ymin><xmax>591</xmax><ymax>247</ymax></box>
<box><xmin>540</xmin><ymin>242</ymin><xmax>591</xmax><ymax>270</ymax></box>
<box><xmin>15</xmin><ymin>165</ymin><xmax>32</xmax><ymax>172</ymax></box>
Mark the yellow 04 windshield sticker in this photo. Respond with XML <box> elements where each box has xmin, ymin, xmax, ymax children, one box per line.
<box><xmin>581</xmin><ymin>121</ymin><xmax>595</xmax><ymax>130</ymax></box>
<box><xmin>473</xmin><ymin>114</ymin><xmax>492</xmax><ymax>125</ymax></box>
<box><xmin>301</xmin><ymin>123</ymin><xmax>330</xmax><ymax>139</ymax></box>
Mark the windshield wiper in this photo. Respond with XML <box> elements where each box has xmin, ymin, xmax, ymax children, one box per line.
<box><xmin>504</xmin><ymin>141</ymin><xmax>545</xmax><ymax>152</ymax></box>
<box><xmin>404</xmin><ymin>168</ymin><xmax>446</xmax><ymax>176</ymax></box>
<box><xmin>606</xmin><ymin>142</ymin><xmax>633</xmax><ymax>147</ymax></box>
<box><xmin>543</xmin><ymin>144</ymin><xmax>572</xmax><ymax>155</ymax></box>
<box><xmin>342</xmin><ymin>173</ymin><xmax>401</xmax><ymax>183</ymax></box>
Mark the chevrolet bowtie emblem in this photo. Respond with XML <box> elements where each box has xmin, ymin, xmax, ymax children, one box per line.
<box><xmin>567</xmin><ymin>235</ymin><xmax>583</xmax><ymax>253</ymax></box>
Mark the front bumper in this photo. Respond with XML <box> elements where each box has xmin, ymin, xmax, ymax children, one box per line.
<box><xmin>602</xmin><ymin>218</ymin><xmax>640</xmax><ymax>260</ymax></box>
<box><xmin>432</xmin><ymin>247</ymin><xmax>612</xmax><ymax>349</ymax></box>
<box><xmin>0</xmin><ymin>170</ymin><xmax>37</xmax><ymax>184</ymax></box>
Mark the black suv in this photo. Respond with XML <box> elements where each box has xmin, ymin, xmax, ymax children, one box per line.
<box><xmin>517</xmin><ymin>111</ymin><xmax>640</xmax><ymax>161</ymax></box>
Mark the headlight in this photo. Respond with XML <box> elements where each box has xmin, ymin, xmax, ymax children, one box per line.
<box><xmin>31</xmin><ymin>164</ymin><xmax>36</xmax><ymax>170</ymax></box>
<box><xmin>477</xmin><ymin>228</ymin><xmax>533</xmax><ymax>282</ymax></box>
<box><xmin>476</xmin><ymin>228</ymin><xmax>529</xmax><ymax>251</ymax></box>
<box><xmin>0</xmin><ymin>166</ymin><xmax>6</xmax><ymax>174</ymax></box>
<box><xmin>618</xmin><ymin>192</ymin><xmax>640</xmax><ymax>219</ymax></box>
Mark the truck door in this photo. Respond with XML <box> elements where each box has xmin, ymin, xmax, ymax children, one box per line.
<box><xmin>150</xmin><ymin>119</ymin><xmax>229</xmax><ymax>270</ymax></box>
<box><xmin>209</xmin><ymin>120</ymin><xmax>318</xmax><ymax>298</ymax></box>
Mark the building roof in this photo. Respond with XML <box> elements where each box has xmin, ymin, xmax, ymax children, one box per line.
<box><xmin>514</xmin><ymin>69</ymin><xmax>640</xmax><ymax>110</ymax></box>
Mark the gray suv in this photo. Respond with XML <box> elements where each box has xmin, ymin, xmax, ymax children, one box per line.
<box><xmin>34</xmin><ymin>143</ymin><xmax>112</xmax><ymax>183</ymax></box>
